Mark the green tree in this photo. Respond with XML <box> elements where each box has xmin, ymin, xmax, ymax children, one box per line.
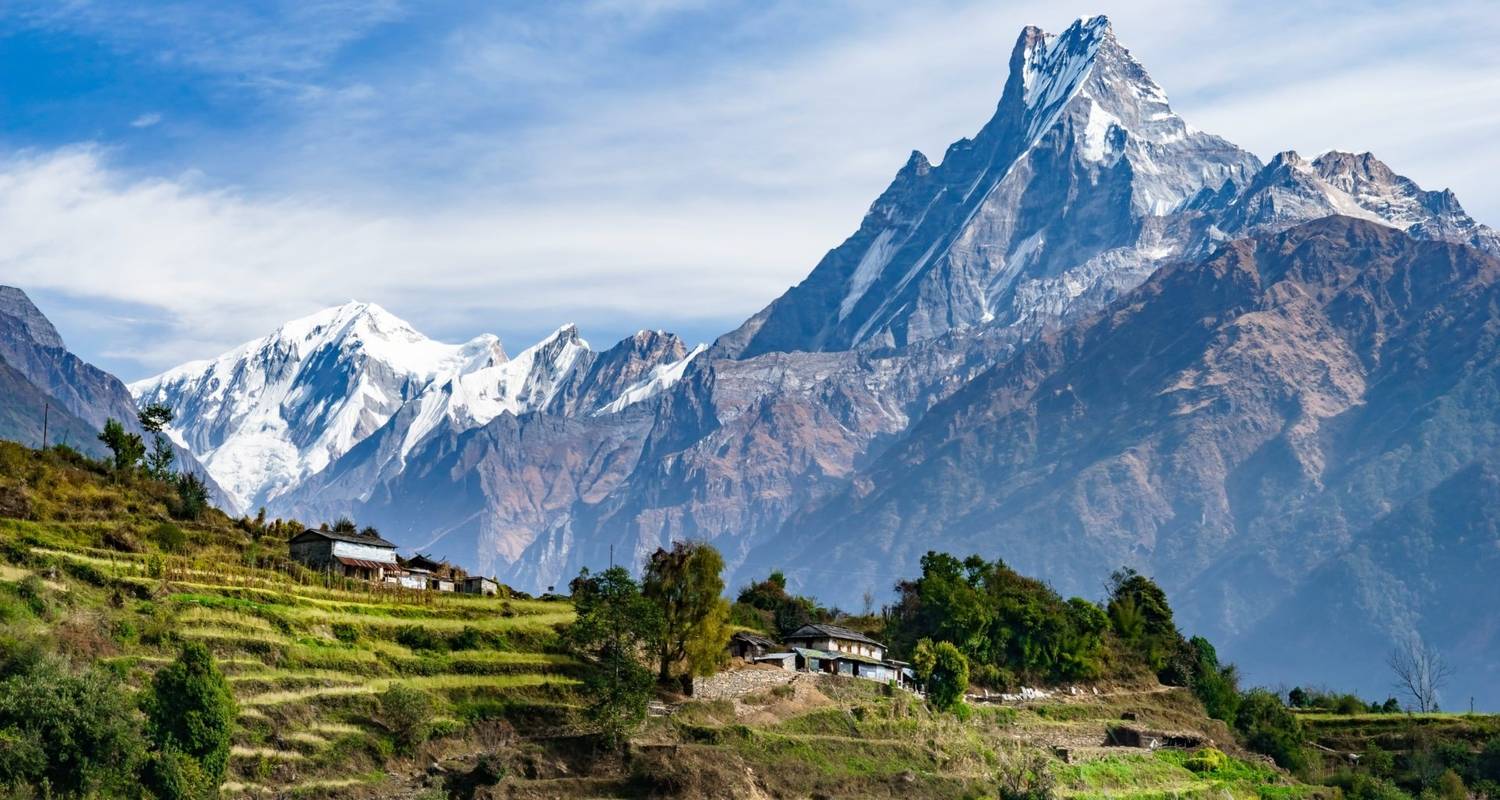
<box><xmin>1186</xmin><ymin>636</ymin><xmax>1241</xmax><ymax>722</ymax></box>
<box><xmin>1107</xmin><ymin>568</ymin><xmax>1190</xmax><ymax>680</ymax></box>
<box><xmin>141</xmin><ymin>642</ymin><xmax>237</xmax><ymax>796</ymax></box>
<box><xmin>734</xmin><ymin>570</ymin><xmax>830</xmax><ymax>638</ymax></box>
<box><xmin>568</xmin><ymin>566</ymin><xmax>662</xmax><ymax>747</ymax></box>
<box><xmin>1234</xmin><ymin>688</ymin><xmax>1306</xmax><ymax>771</ymax></box>
<box><xmin>924</xmin><ymin>640</ymin><xmax>970</xmax><ymax>713</ymax></box>
<box><xmin>172</xmin><ymin>472</ymin><xmax>211</xmax><ymax>521</ymax></box>
<box><xmin>0</xmin><ymin>655</ymin><xmax>143</xmax><ymax>797</ymax></box>
<box><xmin>98</xmin><ymin>418</ymin><xmax>145</xmax><ymax>473</ymax></box>
<box><xmin>641</xmin><ymin>541</ymin><xmax>730</xmax><ymax>685</ymax></box>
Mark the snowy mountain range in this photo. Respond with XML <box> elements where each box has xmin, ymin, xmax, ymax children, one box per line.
<box><xmin>129</xmin><ymin>303</ymin><xmax>700</xmax><ymax>512</ymax></box>
<box><xmin>116</xmin><ymin>15</ymin><xmax>1500</xmax><ymax>701</ymax></box>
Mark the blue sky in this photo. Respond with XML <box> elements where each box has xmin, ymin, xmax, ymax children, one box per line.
<box><xmin>3</xmin><ymin>0</ymin><xmax>1499</xmax><ymax>380</ymax></box>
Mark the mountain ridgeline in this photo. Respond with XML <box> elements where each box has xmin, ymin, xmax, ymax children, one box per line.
<box><xmin>4</xmin><ymin>16</ymin><xmax>1496</xmax><ymax>704</ymax></box>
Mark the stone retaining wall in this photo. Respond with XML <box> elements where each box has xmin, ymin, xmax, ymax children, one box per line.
<box><xmin>692</xmin><ymin>666</ymin><xmax>801</xmax><ymax>701</ymax></box>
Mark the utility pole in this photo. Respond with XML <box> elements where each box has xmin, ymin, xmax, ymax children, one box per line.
<box><xmin>41</xmin><ymin>402</ymin><xmax>49</xmax><ymax>449</ymax></box>
<box><xmin>609</xmin><ymin>544</ymin><xmax>614</xmax><ymax>570</ymax></box>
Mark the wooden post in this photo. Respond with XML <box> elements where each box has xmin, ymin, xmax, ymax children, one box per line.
<box><xmin>41</xmin><ymin>402</ymin><xmax>49</xmax><ymax>449</ymax></box>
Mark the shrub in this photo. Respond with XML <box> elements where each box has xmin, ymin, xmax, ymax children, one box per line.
<box><xmin>397</xmin><ymin>625</ymin><xmax>446</xmax><ymax>652</ymax></box>
<box><xmin>141</xmin><ymin>642</ymin><xmax>237</xmax><ymax>792</ymax></box>
<box><xmin>332</xmin><ymin>622</ymin><xmax>360</xmax><ymax>645</ymax></box>
<box><xmin>152</xmin><ymin>522</ymin><xmax>187</xmax><ymax>554</ymax></box>
<box><xmin>144</xmin><ymin>747</ymin><xmax>216</xmax><ymax>800</ymax></box>
<box><xmin>996</xmin><ymin>751</ymin><xmax>1055</xmax><ymax>800</ymax></box>
<box><xmin>915</xmin><ymin>638</ymin><xmax>969</xmax><ymax>713</ymax></box>
<box><xmin>0</xmin><ymin>655</ymin><xmax>144</xmax><ymax>796</ymax></box>
<box><xmin>1184</xmin><ymin>747</ymin><xmax>1229</xmax><ymax>773</ymax></box>
<box><xmin>377</xmin><ymin>684</ymin><xmax>435</xmax><ymax>752</ymax></box>
<box><xmin>1234</xmin><ymin>689</ymin><xmax>1306</xmax><ymax>772</ymax></box>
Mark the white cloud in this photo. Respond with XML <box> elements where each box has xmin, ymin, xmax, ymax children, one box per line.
<box><xmin>4</xmin><ymin>0</ymin><xmax>1498</xmax><ymax>378</ymax></box>
<box><xmin>0</xmin><ymin>147</ymin><xmax>830</xmax><ymax>373</ymax></box>
<box><xmin>129</xmin><ymin>112</ymin><xmax>162</xmax><ymax>128</ymax></box>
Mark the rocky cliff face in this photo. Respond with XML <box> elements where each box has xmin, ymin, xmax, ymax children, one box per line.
<box><xmin>775</xmin><ymin>217</ymin><xmax>1500</xmax><ymax>699</ymax></box>
<box><xmin>0</xmin><ymin>287</ymin><xmax>229</xmax><ymax>501</ymax></box>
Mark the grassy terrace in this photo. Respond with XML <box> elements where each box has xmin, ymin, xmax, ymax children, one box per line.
<box><xmin>0</xmin><ymin>470</ymin><xmax>582</xmax><ymax>798</ymax></box>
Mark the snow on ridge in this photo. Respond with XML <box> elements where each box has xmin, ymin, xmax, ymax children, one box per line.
<box><xmin>397</xmin><ymin>324</ymin><xmax>593</xmax><ymax>460</ymax></box>
<box><xmin>129</xmin><ymin>300</ymin><xmax>512</xmax><ymax>508</ymax></box>
<box><xmin>596</xmin><ymin>343</ymin><xmax>707</xmax><ymax>416</ymax></box>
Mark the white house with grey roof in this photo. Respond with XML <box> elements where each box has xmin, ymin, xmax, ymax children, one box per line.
<box><xmin>288</xmin><ymin>528</ymin><xmax>399</xmax><ymax>582</ymax></box>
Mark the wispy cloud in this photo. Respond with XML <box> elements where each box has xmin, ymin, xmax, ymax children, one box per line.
<box><xmin>129</xmin><ymin>112</ymin><xmax>162</xmax><ymax>128</ymax></box>
<box><xmin>2</xmin><ymin>0</ymin><xmax>1498</xmax><ymax>380</ymax></box>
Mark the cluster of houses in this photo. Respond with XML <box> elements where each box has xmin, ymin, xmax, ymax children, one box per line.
<box><xmin>728</xmin><ymin>623</ymin><xmax>920</xmax><ymax>691</ymax></box>
<box><xmin>288</xmin><ymin>528</ymin><xmax>500</xmax><ymax>596</ymax></box>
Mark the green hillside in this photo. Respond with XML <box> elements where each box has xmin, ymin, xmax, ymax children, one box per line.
<box><xmin>0</xmin><ymin>438</ymin><xmax>1447</xmax><ymax>799</ymax></box>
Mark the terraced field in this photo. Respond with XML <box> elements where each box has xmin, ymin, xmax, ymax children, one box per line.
<box><xmin>0</xmin><ymin>522</ymin><xmax>582</xmax><ymax>798</ymax></box>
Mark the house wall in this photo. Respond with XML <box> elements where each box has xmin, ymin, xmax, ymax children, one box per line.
<box><xmin>290</xmin><ymin>540</ymin><xmax>335</xmax><ymax>568</ymax></box>
<box><xmin>330</xmin><ymin>541</ymin><xmax>397</xmax><ymax>564</ymax></box>
<box><xmin>803</xmin><ymin>637</ymin><xmax>884</xmax><ymax>661</ymax></box>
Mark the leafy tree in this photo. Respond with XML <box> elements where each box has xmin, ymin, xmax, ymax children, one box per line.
<box><xmin>1107</xmin><ymin>568</ymin><xmax>1190</xmax><ymax>681</ymax></box>
<box><xmin>568</xmin><ymin>566</ymin><xmax>662</xmax><ymax>747</ymax></box>
<box><xmin>1234</xmin><ymin>688</ymin><xmax>1306</xmax><ymax>771</ymax></box>
<box><xmin>735</xmin><ymin>570</ymin><xmax>830</xmax><ymax>638</ymax></box>
<box><xmin>171</xmin><ymin>472</ymin><xmax>210</xmax><ymax>521</ymax></box>
<box><xmin>1186</xmin><ymin>636</ymin><xmax>1240</xmax><ymax>722</ymax></box>
<box><xmin>641</xmin><ymin>541</ymin><xmax>730</xmax><ymax>684</ymax></box>
<box><xmin>0</xmin><ymin>655</ymin><xmax>143</xmax><ymax>797</ymax></box>
<box><xmin>1288</xmin><ymin>687</ymin><xmax>1308</xmax><ymax>708</ymax></box>
<box><xmin>98</xmin><ymin>418</ymin><xmax>145</xmax><ymax>473</ymax></box>
<box><xmin>886</xmin><ymin>552</ymin><xmax>1109</xmax><ymax>687</ymax></box>
<box><xmin>331</xmin><ymin>517</ymin><xmax>358</xmax><ymax>533</ymax></box>
<box><xmin>145</xmin><ymin>435</ymin><xmax>176</xmax><ymax>480</ymax></box>
<box><xmin>138</xmin><ymin>403</ymin><xmax>177</xmax><ymax>480</ymax></box>
<box><xmin>141</xmin><ymin>642</ymin><xmax>237</xmax><ymax>795</ymax></box>
<box><xmin>138</xmin><ymin>403</ymin><xmax>174</xmax><ymax>434</ymax></box>
<box><xmin>919</xmin><ymin>639</ymin><xmax>969</xmax><ymax>713</ymax></box>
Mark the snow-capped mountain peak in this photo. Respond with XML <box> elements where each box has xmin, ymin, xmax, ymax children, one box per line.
<box><xmin>129</xmin><ymin>301</ymin><xmax>505</xmax><ymax>509</ymax></box>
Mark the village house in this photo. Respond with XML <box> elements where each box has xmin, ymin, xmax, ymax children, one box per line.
<box><xmin>288</xmin><ymin>528</ymin><xmax>399</xmax><ymax>581</ymax></box>
<box><xmin>728</xmin><ymin>623</ymin><xmax>918</xmax><ymax>690</ymax></box>
<box><xmin>727</xmin><ymin>631</ymin><xmax>778</xmax><ymax>660</ymax></box>
<box><xmin>399</xmin><ymin>553</ymin><xmax>458</xmax><ymax>592</ymax></box>
<box><xmin>460</xmin><ymin>576</ymin><xmax>500</xmax><ymax>596</ymax></box>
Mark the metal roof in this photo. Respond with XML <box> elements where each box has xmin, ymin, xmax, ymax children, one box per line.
<box><xmin>290</xmin><ymin>528</ymin><xmax>398</xmax><ymax>549</ymax></box>
<box><xmin>335</xmin><ymin>556</ymin><xmax>393</xmax><ymax>570</ymax></box>
<box><xmin>784</xmin><ymin>623</ymin><xmax>885</xmax><ymax>649</ymax></box>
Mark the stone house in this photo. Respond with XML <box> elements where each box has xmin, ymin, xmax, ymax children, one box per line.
<box><xmin>288</xmin><ymin>529</ymin><xmax>399</xmax><ymax>581</ymax></box>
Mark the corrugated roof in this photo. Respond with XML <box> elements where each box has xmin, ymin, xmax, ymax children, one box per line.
<box><xmin>290</xmin><ymin>528</ymin><xmax>398</xmax><ymax>549</ymax></box>
<box><xmin>784</xmin><ymin>623</ymin><xmax>885</xmax><ymax>649</ymax></box>
<box><xmin>335</xmin><ymin>556</ymin><xmax>393</xmax><ymax>570</ymax></box>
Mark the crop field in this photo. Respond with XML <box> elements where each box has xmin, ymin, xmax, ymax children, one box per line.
<box><xmin>0</xmin><ymin>506</ymin><xmax>581</xmax><ymax>798</ymax></box>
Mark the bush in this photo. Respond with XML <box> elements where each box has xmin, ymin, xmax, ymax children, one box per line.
<box><xmin>1184</xmin><ymin>747</ymin><xmax>1229</xmax><ymax>773</ymax></box>
<box><xmin>152</xmin><ymin>522</ymin><xmax>187</xmax><ymax>554</ymax></box>
<box><xmin>397</xmin><ymin>625</ymin><xmax>447</xmax><ymax>652</ymax></box>
<box><xmin>0</xmin><ymin>655</ymin><xmax>143</xmax><ymax>796</ymax></box>
<box><xmin>332</xmin><ymin>622</ymin><xmax>360</xmax><ymax>645</ymax></box>
<box><xmin>144</xmin><ymin>747</ymin><xmax>216</xmax><ymax>800</ymax></box>
<box><xmin>1234</xmin><ymin>689</ymin><xmax>1306</xmax><ymax>772</ymax></box>
<box><xmin>914</xmin><ymin>638</ymin><xmax>969</xmax><ymax>713</ymax></box>
<box><xmin>141</xmin><ymin>642</ymin><xmax>237</xmax><ymax>793</ymax></box>
<box><xmin>377</xmin><ymin>684</ymin><xmax>435</xmax><ymax>752</ymax></box>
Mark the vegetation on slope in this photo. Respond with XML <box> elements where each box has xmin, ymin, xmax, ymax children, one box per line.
<box><xmin>3</xmin><ymin>435</ymin><xmax>1496</xmax><ymax>799</ymax></box>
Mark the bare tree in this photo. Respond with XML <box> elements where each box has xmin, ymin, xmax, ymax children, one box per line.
<box><xmin>1387</xmin><ymin>637</ymin><xmax>1453</xmax><ymax>713</ymax></box>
